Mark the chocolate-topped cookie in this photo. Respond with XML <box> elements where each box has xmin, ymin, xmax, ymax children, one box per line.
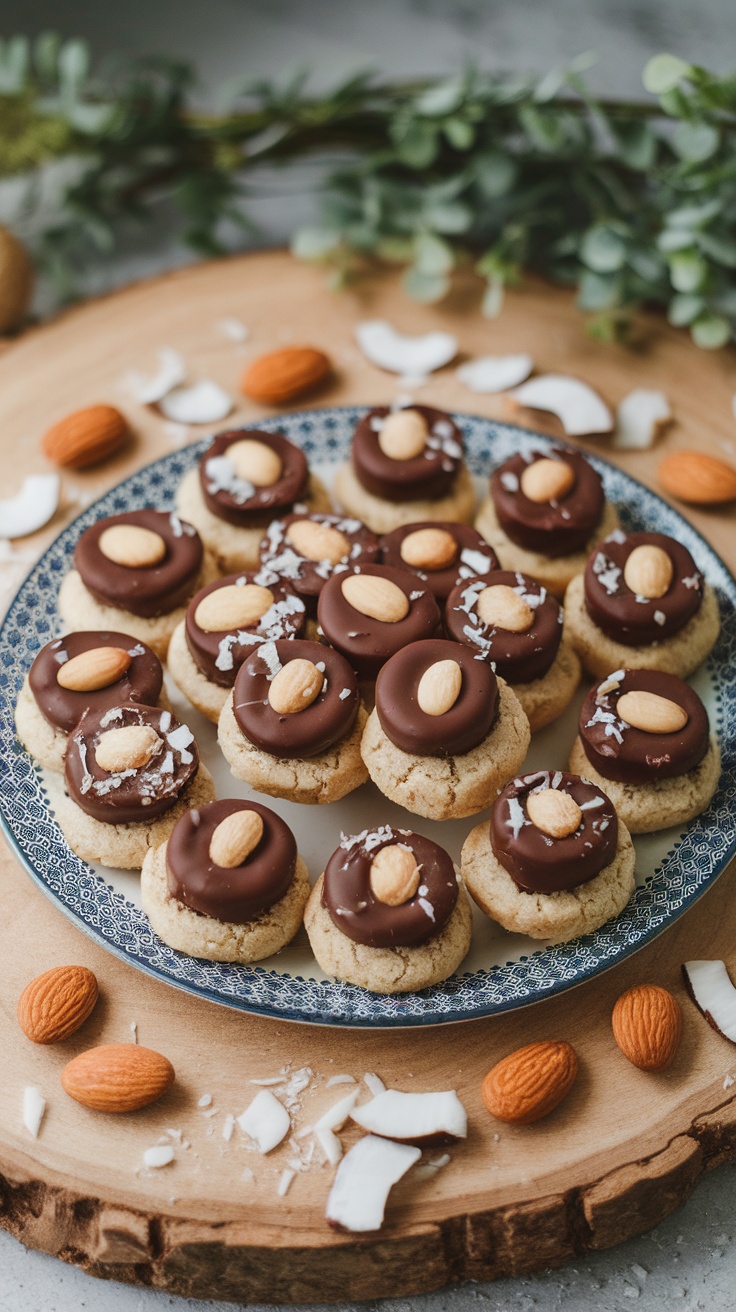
<box><xmin>361</xmin><ymin>640</ymin><xmax>530</xmax><ymax>819</ymax></box>
<box><xmin>51</xmin><ymin>703</ymin><xmax>216</xmax><ymax>869</ymax></box>
<box><xmin>304</xmin><ymin>826</ymin><xmax>473</xmax><ymax>993</ymax></box>
<box><xmin>475</xmin><ymin>447</ymin><xmax>620</xmax><ymax>598</ymax></box>
<box><xmin>317</xmin><ymin>564</ymin><xmax>441</xmax><ymax>680</ymax></box>
<box><xmin>218</xmin><ymin>638</ymin><xmax>369</xmax><ymax>804</ymax></box>
<box><xmin>462</xmin><ymin>769</ymin><xmax>636</xmax><ymax>942</ymax></box>
<box><xmin>259</xmin><ymin>512</ymin><xmax>380</xmax><ymax>615</ymax></box>
<box><xmin>380</xmin><ymin>521</ymin><xmax>499</xmax><ymax>604</ymax></box>
<box><xmin>141</xmin><ymin>799</ymin><xmax>310</xmax><ymax>963</ymax></box>
<box><xmin>569</xmin><ymin>668</ymin><xmax>721</xmax><ymax>834</ymax></box>
<box><xmin>564</xmin><ymin>529</ymin><xmax>720</xmax><ymax>680</ymax></box>
<box><xmin>333</xmin><ymin>405</ymin><xmax>476</xmax><ymax>534</ymax></box>
<box><xmin>58</xmin><ymin>510</ymin><xmax>216</xmax><ymax>660</ymax></box>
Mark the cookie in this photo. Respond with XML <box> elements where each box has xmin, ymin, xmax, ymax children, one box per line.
<box><xmin>317</xmin><ymin>564</ymin><xmax>441</xmax><ymax>680</ymax></box>
<box><xmin>361</xmin><ymin>649</ymin><xmax>531</xmax><ymax>820</ymax></box>
<box><xmin>175</xmin><ymin>427</ymin><xmax>331</xmax><ymax>572</ymax></box>
<box><xmin>141</xmin><ymin>800</ymin><xmax>310</xmax><ymax>962</ymax></box>
<box><xmin>15</xmin><ymin>631</ymin><xmax>167</xmax><ymax>773</ymax></box>
<box><xmin>334</xmin><ymin>459</ymin><xmax>475</xmax><ymax>535</ymax></box>
<box><xmin>475</xmin><ymin>446</ymin><xmax>618</xmax><ymax>597</ymax></box>
<box><xmin>51</xmin><ymin>703</ymin><xmax>215</xmax><ymax>869</ymax></box>
<box><xmin>218</xmin><ymin>638</ymin><xmax>369</xmax><ymax>804</ymax></box>
<box><xmin>258</xmin><ymin>512</ymin><xmax>380</xmax><ymax>618</ymax></box>
<box><xmin>569</xmin><ymin>667</ymin><xmax>721</xmax><ymax>833</ymax></box>
<box><xmin>166</xmin><ymin>569</ymin><xmax>307</xmax><ymax>723</ymax></box>
<box><xmin>461</xmin><ymin>770</ymin><xmax>636</xmax><ymax>942</ymax></box>
<box><xmin>510</xmin><ymin>641</ymin><xmax>582</xmax><ymax>734</ymax></box>
<box><xmin>304</xmin><ymin>827</ymin><xmax>473</xmax><ymax>993</ymax></box>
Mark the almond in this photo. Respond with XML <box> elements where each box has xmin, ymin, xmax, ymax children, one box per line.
<box><xmin>369</xmin><ymin>844</ymin><xmax>421</xmax><ymax>906</ymax></box>
<box><xmin>623</xmin><ymin>544</ymin><xmax>673</xmax><ymax>599</ymax></box>
<box><xmin>98</xmin><ymin>524</ymin><xmax>167</xmax><ymax>569</ymax></box>
<box><xmin>241</xmin><ymin>346</ymin><xmax>332</xmax><ymax>405</ymax></box>
<box><xmin>95</xmin><ymin>724</ymin><xmax>162</xmax><ymax>773</ymax></box>
<box><xmin>477</xmin><ymin>584</ymin><xmax>534</xmax><ymax>632</ymax></box>
<box><xmin>400</xmin><ymin>527</ymin><xmax>457</xmax><ymax>571</ymax></box>
<box><xmin>616</xmin><ymin>689</ymin><xmax>688</xmax><ymax>734</ymax></box>
<box><xmin>227</xmin><ymin>439</ymin><xmax>283</xmax><ymax>487</ymax></box>
<box><xmin>340</xmin><ymin>573</ymin><xmax>409</xmax><ymax>623</ymax></box>
<box><xmin>209</xmin><ymin>809</ymin><xmax>264</xmax><ymax>867</ymax></box>
<box><xmin>659</xmin><ymin>450</ymin><xmax>736</xmax><ymax>506</ymax></box>
<box><xmin>377</xmin><ymin>409</ymin><xmax>428</xmax><ymax>461</ymax></box>
<box><xmin>268</xmin><ymin>658</ymin><xmax>323</xmax><ymax>714</ymax></box>
<box><xmin>482</xmin><ymin>1040</ymin><xmax>578</xmax><ymax>1124</ymax></box>
<box><xmin>286</xmin><ymin>519</ymin><xmax>350</xmax><ymax>564</ymax></box>
<box><xmin>520</xmin><ymin>457</ymin><xmax>575</xmax><ymax>504</ymax></box>
<box><xmin>56</xmin><ymin>646</ymin><xmax>132</xmax><ymax>692</ymax></box>
<box><xmin>194</xmin><ymin>583</ymin><xmax>273</xmax><ymax>633</ymax></box>
<box><xmin>526</xmin><ymin>788</ymin><xmax>582</xmax><ymax>839</ymax></box>
<box><xmin>18</xmin><ymin>965</ymin><xmax>99</xmax><ymax>1044</ymax></box>
<box><xmin>61</xmin><ymin>1043</ymin><xmax>175</xmax><ymax>1112</ymax></box>
<box><xmin>612</xmin><ymin>984</ymin><xmax>683</xmax><ymax>1071</ymax></box>
<box><xmin>42</xmin><ymin>404</ymin><xmax>129</xmax><ymax>470</ymax></box>
<box><xmin>417</xmin><ymin>659</ymin><xmax>463</xmax><ymax>716</ymax></box>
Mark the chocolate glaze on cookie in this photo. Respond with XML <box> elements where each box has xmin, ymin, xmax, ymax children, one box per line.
<box><xmin>200</xmin><ymin>429</ymin><xmax>309</xmax><ymax>527</ymax></box>
<box><xmin>445</xmin><ymin>569</ymin><xmax>563</xmax><ymax>683</ymax></box>
<box><xmin>491</xmin><ymin>770</ymin><xmax>618</xmax><ymax>894</ymax></box>
<box><xmin>584</xmin><ymin>530</ymin><xmax>704</xmax><ymax>645</ymax></box>
<box><xmin>490</xmin><ymin>448</ymin><xmax>605</xmax><ymax>557</ymax></box>
<box><xmin>233</xmin><ymin>638</ymin><xmax>359</xmax><ymax>759</ymax></box>
<box><xmin>166</xmin><ymin>799</ymin><xmax>296</xmax><ymax>924</ymax></box>
<box><xmin>74</xmin><ymin>510</ymin><xmax>203</xmax><ymax>618</ymax></box>
<box><xmin>375</xmin><ymin>638</ymin><xmax>499</xmax><ymax>756</ymax></box>
<box><xmin>578</xmin><ymin>668</ymin><xmax>709</xmax><ymax>785</ymax></box>
<box><xmin>322</xmin><ymin>825</ymin><xmax>458</xmax><ymax>947</ymax></box>
<box><xmin>317</xmin><ymin>564</ymin><xmax>441</xmax><ymax>679</ymax></box>
<box><xmin>65</xmin><ymin>703</ymin><xmax>199</xmax><ymax>825</ymax></box>
<box><xmin>28</xmin><ymin>631</ymin><xmax>163</xmax><ymax>733</ymax></box>
<box><xmin>351</xmin><ymin>405</ymin><xmax>464</xmax><ymax>503</ymax></box>
<box><xmin>259</xmin><ymin>513</ymin><xmax>380</xmax><ymax>615</ymax></box>
<box><xmin>380</xmin><ymin>522</ymin><xmax>499</xmax><ymax>602</ymax></box>
<box><xmin>185</xmin><ymin>570</ymin><xmax>306</xmax><ymax>688</ymax></box>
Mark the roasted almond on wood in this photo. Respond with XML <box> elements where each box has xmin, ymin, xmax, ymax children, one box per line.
<box><xmin>61</xmin><ymin>1043</ymin><xmax>175</xmax><ymax>1113</ymax></box>
<box><xmin>18</xmin><ymin>965</ymin><xmax>99</xmax><ymax>1044</ymax></box>
<box><xmin>241</xmin><ymin>347</ymin><xmax>332</xmax><ymax>405</ymax></box>
<box><xmin>42</xmin><ymin>405</ymin><xmax>130</xmax><ymax>469</ymax></box>
<box><xmin>482</xmin><ymin>1040</ymin><xmax>578</xmax><ymax>1124</ymax></box>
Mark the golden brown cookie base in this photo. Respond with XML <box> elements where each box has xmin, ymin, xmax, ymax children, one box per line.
<box><xmin>304</xmin><ymin>872</ymin><xmax>473</xmax><ymax>993</ymax></box>
<box><xmin>14</xmin><ymin>675</ymin><xmax>172</xmax><ymax>774</ymax></box>
<box><xmin>47</xmin><ymin>764</ymin><xmax>216</xmax><ymax>870</ymax></box>
<box><xmin>57</xmin><ymin>555</ymin><xmax>219</xmax><ymax>661</ymax></box>
<box><xmin>461</xmin><ymin>815</ymin><xmax>636</xmax><ymax>943</ymax></box>
<box><xmin>333</xmin><ymin>461</ymin><xmax>476</xmax><ymax>534</ymax></box>
<box><xmin>474</xmin><ymin>496</ymin><xmax>620</xmax><ymax>598</ymax></box>
<box><xmin>569</xmin><ymin>734</ymin><xmax>721</xmax><ymax>834</ymax></box>
<box><xmin>360</xmin><ymin>677</ymin><xmax>530</xmax><ymax>820</ymax></box>
<box><xmin>511</xmin><ymin>639</ymin><xmax>581</xmax><ymax>734</ymax></box>
<box><xmin>141</xmin><ymin>844</ymin><xmax>310</xmax><ymax>962</ymax></box>
<box><xmin>175</xmin><ymin>468</ymin><xmax>331</xmax><ymax>572</ymax></box>
<box><xmin>563</xmin><ymin>574</ymin><xmax>720</xmax><ymax>680</ymax></box>
<box><xmin>166</xmin><ymin>620</ymin><xmax>228</xmax><ymax>724</ymax></box>
<box><xmin>218</xmin><ymin>694</ymin><xmax>369</xmax><ymax>804</ymax></box>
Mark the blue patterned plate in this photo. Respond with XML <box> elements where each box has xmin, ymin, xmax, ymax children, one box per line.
<box><xmin>1</xmin><ymin>408</ymin><xmax>734</xmax><ymax>1028</ymax></box>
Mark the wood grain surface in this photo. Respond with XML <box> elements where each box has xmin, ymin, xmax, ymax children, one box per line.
<box><xmin>1</xmin><ymin>251</ymin><xmax>735</xmax><ymax>1303</ymax></box>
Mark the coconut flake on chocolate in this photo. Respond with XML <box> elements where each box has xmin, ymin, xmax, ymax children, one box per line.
<box><xmin>354</xmin><ymin>320</ymin><xmax>457</xmax><ymax>376</ymax></box>
<box><xmin>350</xmin><ymin>1089</ymin><xmax>467</xmax><ymax>1145</ymax></box>
<box><xmin>508</xmin><ymin>375</ymin><xmax>613</xmax><ymax>437</ymax></box>
<box><xmin>683</xmin><ymin>960</ymin><xmax>736</xmax><ymax>1044</ymax></box>
<box><xmin>326</xmin><ymin>1134</ymin><xmax>421</xmax><ymax>1233</ymax></box>
<box><xmin>456</xmin><ymin>354</ymin><xmax>533</xmax><ymax>394</ymax></box>
<box><xmin>159</xmin><ymin>379</ymin><xmax>233</xmax><ymax>424</ymax></box>
<box><xmin>237</xmin><ymin>1090</ymin><xmax>290</xmax><ymax>1153</ymax></box>
<box><xmin>1</xmin><ymin>474</ymin><xmax>60</xmax><ymax>539</ymax></box>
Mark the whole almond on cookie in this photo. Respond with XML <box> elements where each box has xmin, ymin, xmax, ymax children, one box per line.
<box><xmin>378</xmin><ymin>409</ymin><xmax>428</xmax><ymax>461</ymax></box>
<box><xmin>400</xmin><ymin>527</ymin><xmax>457</xmax><ymax>571</ymax></box>
<box><xmin>209</xmin><ymin>810</ymin><xmax>264</xmax><ymax>867</ymax></box>
<box><xmin>482</xmin><ymin>1040</ymin><xmax>578</xmax><ymax>1124</ymax></box>
<box><xmin>526</xmin><ymin>788</ymin><xmax>582</xmax><ymax>839</ymax></box>
<box><xmin>18</xmin><ymin>965</ymin><xmax>98</xmax><ymax>1044</ymax></box>
<box><xmin>241</xmin><ymin>346</ymin><xmax>332</xmax><ymax>405</ymax></box>
<box><xmin>616</xmin><ymin>689</ymin><xmax>688</xmax><ymax>734</ymax></box>
<box><xmin>98</xmin><ymin>524</ymin><xmax>167</xmax><ymax>569</ymax></box>
<box><xmin>659</xmin><ymin>450</ymin><xmax>736</xmax><ymax>506</ymax></box>
<box><xmin>228</xmin><ymin>439</ymin><xmax>283</xmax><ymax>487</ymax></box>
<box><xmin>42</xmin><ymin>405</ymin><xmax>129</xmax><ymax>469</ymax></box>
<box><xmin>95</xmin><ymin>724</ymin><xmax>162</xmax><ymax>772</ymax></box>
<box><xmin>477</xmin><ymin>584</ymin><xmax>534</xmax><ymax>633</ymax></box>
<box><xmin>286</xmin><ymin>519</ymin><xmax>349</xmax><ymax>564</ymax></box>
<box><xmin>57</xmin><ymin>646</ymin><xmax>132</xmax><ymax>692</ymax></box>
<box><xmin>417</xmin><ymin>659</ymin><xmax>462</xmax><ymax>716</ymax></box>
<box><xmin>520</xmin><ymin>458</ymin><xmax>575</xmax><ymax>504</ymax></box>
<box><xmin>268</xmin><ymin>658</ymin><xmax>323</xmax><ymax>714</ymax></box>
<box><xmin>612</xmin><ymin>984</ymin><xmax>683</xmax><ymax>1071</ymax></box>
<box><xmin>194</xmin><ymin>583</ymin><xmax>273</xmax><ymax>632</ymax></box>
<box><xmin>369</xmin><ymin>845</ymin><xmax>421</xmax><ymax>906</ymax></box>
<box><xmin>623</xmin><ymin>544</ymin><xmax>673</xmax><ymax>599</ymax></box>
<box><xmin>340</xmin><ymin>573</ymin><xmax>409</xmax><ymax>622</ymax></box>
<box><xmin>61</xmin><ymin>1043</ymin><xmax>175</xmax><ymax>1112</ymax></box>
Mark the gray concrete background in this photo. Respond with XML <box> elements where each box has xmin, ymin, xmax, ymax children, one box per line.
<box><xmin>1</xmin><ymin>1</ymin><xmax>736</xmax><ymax>1308</ymax></box>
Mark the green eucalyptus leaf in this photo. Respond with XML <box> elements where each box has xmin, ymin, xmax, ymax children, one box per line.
<box><xmin>424</xmin><ymin>199</ymin><xmax>472</xmax><ymax>234</ymax></box>
<box><xmin>58</xmin><ymin>38</ymin><xmax>89</xmax><ymax>93</ymax></box>
<box><xmin>290</xmin><ymin>226</ymin><xmax>340</xmax><ymax>260</ymax></box>
<box><xmin>669</xmin><ymin>249</ymin><xmax>708</xmax><ymax>292</ymax></box>
<box><xmin>696</xmin><ymin>231</ymin><xmax>736</xmax><ymax>269</ymax></box>
<box><xmin>403</xmin><ymin>266</ymin><xmax>449</xmax><ymax>302</ymax></box>
<box><xmin>691</xmin><ymin>311</ymin><xmax>732</xmax><ymax>348</ymax></box>
<box><xmin>668</xmin><ymin>292</ymin><xmax>705</xmax><ymax>326</ymax></box>
<box><xmin>643</xmin><ymin>53</ymin><xmax>692</xmax><ymax>95</ymax></box>
<box><xmin>393</xmin><ymin>120</ymin><xmax>438</xmax><ymax>169</ymax></box>
<box><xmin>673</xmin><ymin>122</ymin><xmax>720</xmax><ymax>162</ymax></box>
<box><xmin>414</xmin><ymin>78</ymin><xmax>465</xmax><ymax>117</ymax></box>
<box><xmin>611</xmin><ymin>119</ymin><xmax>657</xmax><ymax>171</ymax></box>
<box><xmin>580</xmin><ymin>223</ymin><xmax>627</xmax><ymax>273</ymax></box>
<box><xmin>577</xmin><ymin>269</ymin><xmax>621</xmax><ymax>310</ymax></box>
<box><xmin>474</xmin><ymin>150</ymin><xmax>517</xmax><ymax>198</ymax></box>
<box><xmin>481</xmin><ymin>276</ymin><xmax>504</xmax><ymax>318</ymax></box>
<box><xmin>414</xmin><ymin>231</ymin><xmax>454</xmax><ymax>276</ymax></box>
<box><xmin>33</xmin><ymin>31</ymin><xmax>61</xmax><ymax>81</ymax></box>
<box><xmin>443</xmin><ymin>116</ymin><xmax>474</xmax><ymax>150</ymax></box>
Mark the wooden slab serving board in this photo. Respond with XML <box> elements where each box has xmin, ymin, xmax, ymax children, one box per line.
<box><xmin>1</xmin><ymin>251</ymin><xmax>736</xmax><ymax>1304</ymax></box>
